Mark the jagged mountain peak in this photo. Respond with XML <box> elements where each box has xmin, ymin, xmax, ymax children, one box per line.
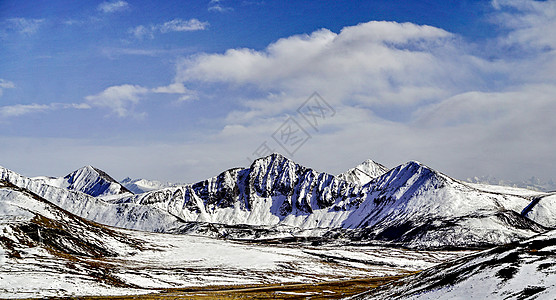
<box><xmin>251</xmin><ymin>153</ymin><xmax>296</xmax><ymax>168</ymax></box>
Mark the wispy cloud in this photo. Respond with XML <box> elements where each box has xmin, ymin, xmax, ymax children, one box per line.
<box><xmin>101</xmin><ymin>47</ymin><xmax>197</xmax><ymax>59</ymax></box>
<box><xmin>152</xmin><ymin>82</ymin><xmax>197</xmax><ymax>102</ymax></box>
<box><xmin>97</xmin><ymin>0</ymin><xmax>129</xmax><ymax>13</ymax></box>
<box><xmin>85</xmin><ymin>84</ymin><xmax>148</xmax><ymax>117</ymax></box>
<box><xmin>158</xmin><ymin>19</ymin><xmax>208</xmax><ymax>32</ymax></box>
<box><xmin>3</xmin><ymin>18</ymin><xmax>44</xmax><ymax>35</ymax></box>
<box><xmin>0</xmin><ymin>102</ymin><xmax>90</xmax><ymax>118</ymax></box>
<box><xmin>0</xmin><ymin>79</ymin><xmax>15</xmax><ymax>97</ymax></box>
<box><xmin>85</xmin><ymin>82</ymin><xmax>193</xmax><ymax>117</ymax></box>
<box><xmin>208</xmin><ymin>0</ymin><xmax>233</xmax><ymax>12</ymax></box>
<box><xmin>130</xmin><ymin>18</ymin><xmax>209</xmax><ymax>39</ymax></box>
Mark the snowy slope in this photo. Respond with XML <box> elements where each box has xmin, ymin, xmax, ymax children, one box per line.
<box><xmin>0</xmin><ymin>179</ymin><xmax>141</xmax><ymax>256</ymax></box>
<box><xmin>523</xmin><ymin>193</ymin><xmax>556</xmax><ymax>228</ymax></box>
<box><xmin>114</xmin><ymin>154</ymin><xmax>545</xmax><ymax>248</ymax></box>
<box><xmin>356</xmin><ymin>229</ymin><xmax>556</xmax><ymax>300</ymax></box>
<box><xmin>338</xmin><ymin>159</ymin><xmax>389</xmax><ymax>185</ymax></box>
<box><xmin>32</xmin><ymin>165</ymin><xmax>131</xmax><ymax>197</ymax></box>
<box><xmin>0</xmin><ymin>165</ymin><xmax>182</xmax><ymax>232</ymax></box>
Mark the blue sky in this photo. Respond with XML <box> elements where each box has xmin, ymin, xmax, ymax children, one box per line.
<box><xmin>1</xmin><ymin>0</ymin><xmax>555</xmax><ymax>183</ymax></box>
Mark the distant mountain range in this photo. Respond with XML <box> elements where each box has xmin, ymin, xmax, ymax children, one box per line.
<box><xmin>1</xmin><ymin>153</ymin><xmax>555</xmax><ymax>249</ymax></box>
<box><xmin>465</xmin><ymin>175</ymin><xmax>556</xmax><ymax>193</ymax></box>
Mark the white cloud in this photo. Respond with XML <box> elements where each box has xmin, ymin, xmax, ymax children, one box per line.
<box><xmin>0</xmin><ymin>102</ymin><xmax>89</xmax><ymax>118</ymax></box>
<box><xmin>84</xmin><ymin>82</ymin><xmax>199</xmax><ymax>117</ymax></box>
<box><xmin>152</xmin><ymin>82</ymin><xmax>188</xmax><ymax>94</ymax></box>
<box><xmin>152</xmin><ymin>82</ymin><xmax>198</xmax><ymax>102</ymax></box>
<box><xmin>493</xmin><ymin>0</ymin><xmax>556</xmax><ymax>49</ymax></box>
<box><xmin>129</xmin><ymin>25</ymin><xmax>153</xmax><ymax>40</ymax></box>
<box><xmin>159</xmin><ymin>19</ymin><xmax>209</xmax><ymax>32</ymax></box>
<box><xmin>130</xmin><ymin>19</ymin><xmax>208</xmax><ymax>40</ymax></box>
<box><xmin>208</xmin><ymin>0</ymin><xmax>233</xmax><ymax>12</ymax></box>
<box><xmin>85</xmin><ymin>84</ymin><xmax>149</xmax><ymax>117</ymax></box>
<box><xmin>176</xmin><ymin>20</ymin><xmax>490</xmax><ymax>123</ymax></box>
<box><xmin>0</xmin><ymin>79</ymin><xmax>15</xmax><ymax>97</ymax></box>
<box><xmin>4</xmin><ymin>18</ymin><xmax>44</xmax><ymax>35</ymax></box>
<box><xmin>97</xmin><ymin>1</ymin><xmax>129</xmax><ymax>13</ymax></box>
<box><xmin>0</xmin><ymin>104</ymin><xmax>50</xmax><ymax>118</ymax></box>
<box><xmin>165</xmin><ymin>13</ymin><xmax>556</xmax><ymax>182</ymax></box>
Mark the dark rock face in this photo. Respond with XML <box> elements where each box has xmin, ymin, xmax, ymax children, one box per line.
<box><xmin>130</xmin><ymin>153</ymin><xmax>364</xmax><ymax>218</ymax></box>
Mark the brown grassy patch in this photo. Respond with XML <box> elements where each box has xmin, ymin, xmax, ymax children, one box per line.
<box><xmin>74</xmin><ymin>274</ymin><xmax>412</xmax><ymax>299</ymax></box>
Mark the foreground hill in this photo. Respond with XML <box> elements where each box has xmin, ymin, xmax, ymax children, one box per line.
<box><xmin>0</xmin><ymin>179</ymin><xmax>140</xmax><ymax>258</ymax></box>
<box><xmin>356</xmin><ymin>229</ymin><xmax>556</xmax><ymax>299</ymax></box>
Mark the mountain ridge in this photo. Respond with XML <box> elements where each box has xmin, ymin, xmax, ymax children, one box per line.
<box><xmin>1</xmin><ymin>154</ymin><xmax>552</xmax><ymax>249</ymax></box>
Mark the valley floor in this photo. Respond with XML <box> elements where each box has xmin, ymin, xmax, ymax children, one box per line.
<box><xmin>0</xmin><ymin>228</ymin><xmax>473</xmax><ymax>298</ymax></box>
<box><xmin>77</xmin><ymin>276</ymin><xmax>408</xmax><ymax>299</ymax></box>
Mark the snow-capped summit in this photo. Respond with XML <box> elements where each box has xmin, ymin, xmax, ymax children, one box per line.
<box><xmin>63</xmin><ymin>165</ymin><xmax>132</xmax><ymax>197</ymax></box>
<box><xmin>337</xmin><ymin>159</ymin><xmax>389</xmax><ymax>185</ymax></box>
<box><xmin>31</xmin><ymin>165</ymin><xmax>132</xmax><ymax>197</ymax></box>
<box><xmin>121</xmin><ymin>177</ymin><xmax>178</xmax><ymax>194</ymax></box>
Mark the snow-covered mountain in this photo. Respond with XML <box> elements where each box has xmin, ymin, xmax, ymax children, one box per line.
<box><xmin>120</xmin><ymin>177</ymin><xmax>179</xmax><ymax>194</ymax></box>
<box><xmin>337</xmin><ymin>159</ymin><xmax>389</xmax><ymax>185</ymax></box>
<box><xmin>357</xmin><ymin>228</ymin><xmax>556</xmax><ymax>299</ymax></box>
<box><xmin>2</xmin><ymin>154</ymin><xmax>553</xmax><ymax>248</ymax></box>
<box><xmin>32</xmin><ymin>165</ymin><xmax>131</xmax><ymax>197</ymax></box>
<box><xmin>0</xmin><ymin>165</ymin><xmax>182</xmax><ymax>232</ymax></box>
<box><xmin>114</xmin><ymin>154</ymin><xmax>548</xmax><ymax>248</ymax></box>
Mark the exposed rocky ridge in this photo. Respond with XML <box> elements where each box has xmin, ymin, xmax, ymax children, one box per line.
<box><xmin>522</xmin><ymin>193</ymin><xmax>556</xmax><ymax>228</ymax></box>
<box><xmin>112</xmin><ymin>154</ymin><xmax>547</xmax><ymax>248</ymax></box>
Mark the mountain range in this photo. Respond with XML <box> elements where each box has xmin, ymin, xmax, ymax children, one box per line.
<box><xmin>1</xmin><ymin>153</ymin><xmax>554</xmax><ymax>249</ymax></box>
